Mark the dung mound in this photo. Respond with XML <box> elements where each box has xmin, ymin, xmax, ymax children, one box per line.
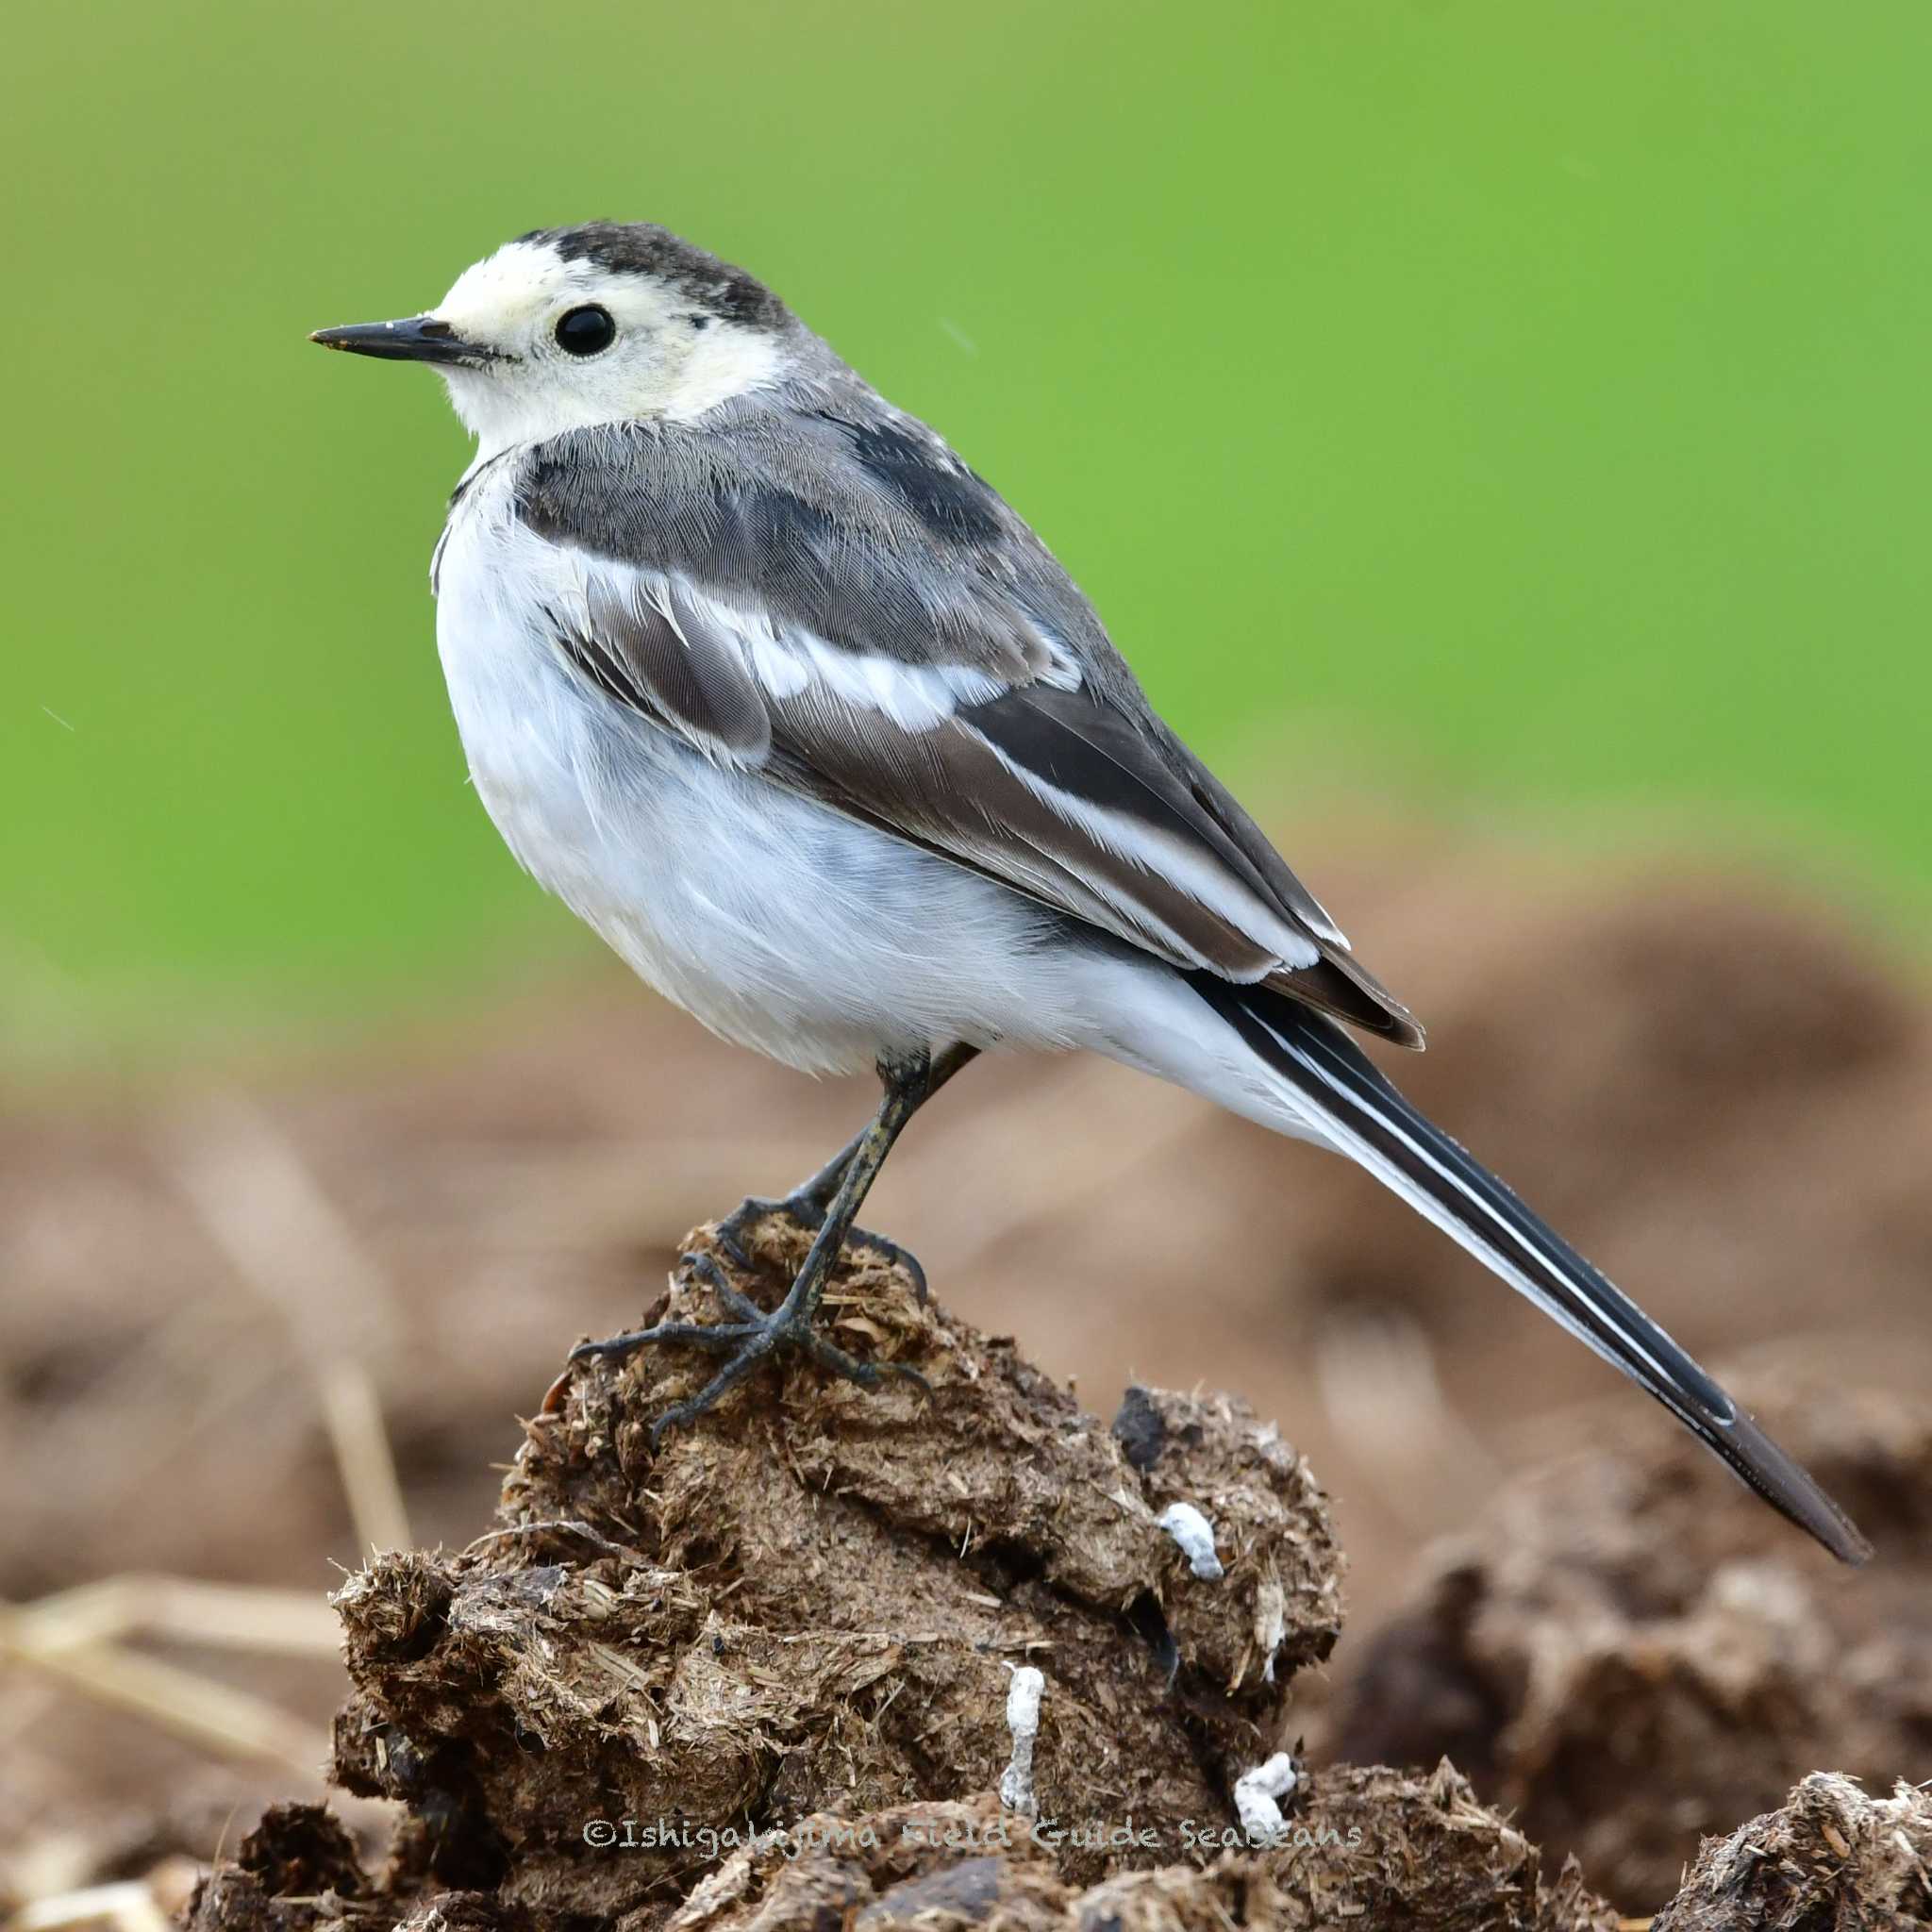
<box><xmin>324</xmin><ymin>1219</ymin><xmax>1346</xmax><ymax>1920</ymax></box>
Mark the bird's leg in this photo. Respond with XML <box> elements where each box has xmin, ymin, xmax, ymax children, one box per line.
<box><xmin>714</xmin><ymin>1041</ymin><xmax>979</xmax><ymax>1301</ymax></box>
<box><xmin>574</xmin><ymin>1047</ymin><xmax>955</xmax><ymax>1441</ymax></box>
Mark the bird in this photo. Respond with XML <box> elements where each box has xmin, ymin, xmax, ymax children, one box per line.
<box><xmin>312</xmin><ymin>220</ymin><xmax>1868</xmax><ymax>1563</ymax></box>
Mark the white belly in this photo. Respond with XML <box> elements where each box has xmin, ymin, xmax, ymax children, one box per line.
<box><xmin>430</xmin><ymin>465</ymin><xmax>1117</xmax><ymax>1074</ymax></box>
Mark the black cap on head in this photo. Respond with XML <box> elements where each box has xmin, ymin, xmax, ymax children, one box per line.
<box><xmin>518</xmin><ymin>222</ymin><xmax>790</xmax><ymax>331</ymax></box>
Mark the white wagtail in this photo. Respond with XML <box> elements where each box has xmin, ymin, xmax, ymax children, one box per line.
<box><xmin>314</xmin><ymin>222</ymin><xmax>1867</xmax><ymax>1561</ymax></box>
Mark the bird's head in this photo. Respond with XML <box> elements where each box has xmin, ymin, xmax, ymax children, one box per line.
<box><xmin>310</xmin><ymin>222</ymin><xmax>798</xmax><ymax>454</ymax></box>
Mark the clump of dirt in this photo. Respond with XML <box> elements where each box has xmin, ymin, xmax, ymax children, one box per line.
<box><xmin>1652</xmin><ymin>1772</ymin><xmax>1932</xmax><ymax>1931</ymax></box>
<box><xmin>323</xmin><ymin>1218</ymin><xmax>1346</xmax><ymax>1921</ymax></box>
<box><xmin>184</xmin><ymin>1806</ymin><xmax>367</xmax><ymax>1932</ymax></box>
<box><xmin>609</xmin><ymin>1762</ymin><xmax>1617</xmax><ymax>1932</ymax></box>
<box><xmin>1332</xmin><ymin>1369</ymin><xmax>1932</xmax><ymax>1907</ymax></box>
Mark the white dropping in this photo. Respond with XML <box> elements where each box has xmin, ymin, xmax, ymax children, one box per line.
<box><xmin>1233</xmin><ymin>1751</ymin><xmax>1300</xmax><ymax>1841</ymax></box>
<box><xmin>999</xmin><ymin>1664</ymin><xmax>1046</xmax><ymax>1816</ymax></box>
<box><xmin>1156</xmin><ymin>1502</ymin><xmax>1224</xmax><ymax>1580</ymax></box>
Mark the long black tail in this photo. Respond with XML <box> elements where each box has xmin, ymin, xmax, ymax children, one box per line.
<box><xmin>1192</xmin><ymin>976</ymin><xmax>1871</xmax><ymax>1565</ymax></box>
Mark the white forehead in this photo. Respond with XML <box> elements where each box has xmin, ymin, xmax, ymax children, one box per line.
<box><xmin>437</xmin><ymin>239</ymin><xmax>633</xmax><ymax>335</ymax></box>
<box><xmin>425</xmin><ymin>236</ymin><xmax>790</xmax><ymax>452</ymax></box>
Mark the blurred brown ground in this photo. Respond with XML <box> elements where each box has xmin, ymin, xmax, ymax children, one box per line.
<box><xmin>5</xmin><ymin>829</ymin><xmax>1932</xmax><ymax>1880</ymax></box>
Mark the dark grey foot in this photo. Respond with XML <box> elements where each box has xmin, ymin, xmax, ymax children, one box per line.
<box><xmin>714</xmin><ymin>1188</ymin><xmax>930</xmax><ymax>1306</ymax></box>
<box><xmin>570</xmin><ymin>1254</ymin><xmax>928</xmax><ymax>1445</ymax></box>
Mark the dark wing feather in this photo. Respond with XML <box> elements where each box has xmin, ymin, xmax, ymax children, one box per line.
<box><xmin>958</xmin><ymin>684</ymin><xmax>1422</xmax><ymax>1043</ymax></box>
<box><xmin>564</xmin><ymin>575</ymin><xmax>770</xmax><ymax>760</ymax></box>
<box><xmin>1174</xmin><ymin>755</ymin><xmax>1422</xmax><ymax>1042</ymax></box>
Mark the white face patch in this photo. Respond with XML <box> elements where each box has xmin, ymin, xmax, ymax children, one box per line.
<box><xmin>428</xmin><ymin>240</ymin><xmax>789</xmax><ymax>457</ymax></box>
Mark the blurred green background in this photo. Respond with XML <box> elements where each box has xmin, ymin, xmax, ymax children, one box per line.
<box><xmin>5</xmin><ymin>0</ymin><xmax>1927</xmax><ymax>1062</ymax></box>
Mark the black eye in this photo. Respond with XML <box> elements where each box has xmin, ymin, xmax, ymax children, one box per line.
<box><xmin>555</xmin><ymin>305</ymin><xmax>616</xmax><ymax>356</ymax></box>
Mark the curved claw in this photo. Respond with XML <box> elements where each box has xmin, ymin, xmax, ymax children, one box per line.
<box><xmin>646</xmin><ymin>1333</ymin><xmax>782</xmax><ymax>1445</ymax></box>
<box><xmin>715</xmin><ymin>1190</ymin><xmax>824</xmax><ymax>1262</ymax></box>
<box><xmin>641</xmin><ymin>1309</ymin><xmax>925</xmax><ymax>1444</ymax></box>
<box><xmin>802</xmin><ymin>1333</ymin><xmax>932</xmax><ymax>1403</ymax></box>
<box><xmin>570</xmin><ymin>1318</ymin><xmax>761</xmax><ymax>1363</ymax></box>
<box><xmin>715</xmin><ymin>1197</ymin><xmax>931</xmax><ymax>1307</ymax></box>
<box><xmin>842</xmin><ymin>1228</ymin><xmax>929</xmax><ymax>1305</ymax></box>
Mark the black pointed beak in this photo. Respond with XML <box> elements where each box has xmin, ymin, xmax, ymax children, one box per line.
<box><xmin>308</xmin><ymin>315</ymin><xmax>502</xmax><ymax>366</ymax></box>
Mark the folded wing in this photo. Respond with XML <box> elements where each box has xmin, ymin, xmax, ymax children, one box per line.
<box><xmin>521</xmin><ymin>413</ymin><xmax>1422</xmax><ymax>1045</ymax></box>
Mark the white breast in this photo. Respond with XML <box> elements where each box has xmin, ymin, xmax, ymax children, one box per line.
<box><xmin>429</xmin><ymin>460</ymin><xmax>1125</xmax><ymax>1074</ymax></box>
